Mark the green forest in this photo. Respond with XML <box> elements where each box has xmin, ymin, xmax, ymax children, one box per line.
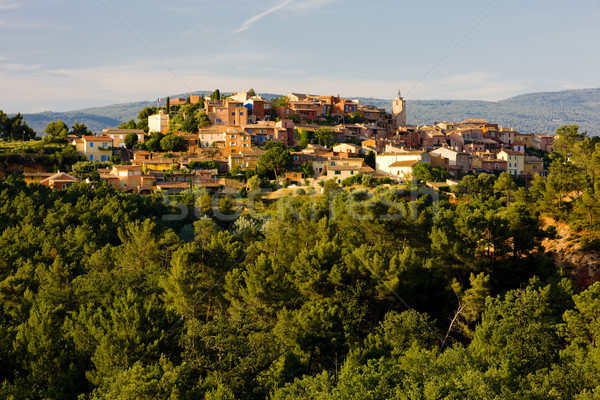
<box><xmin>2</xmin><ymin>125</ymin><xmax>600</xmax><ymax>399</ymax></box>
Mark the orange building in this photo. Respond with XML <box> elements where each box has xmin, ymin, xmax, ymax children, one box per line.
<box><xmin>99</xmin><ymin>164</ymin><xmax>154</xmax><ymax>193</ymax></box>
<box><xmin>223</xmin><ymin>131</ymin><xmax>251</xmax><ymax>155</ymax></box>
<box><xmin>40</xmin><ymin>172</ymin><xmax>78</xmax><ymax>189</ymax></box>
<box><xmin>206</xmin><ymin>98</ymin><xmax>249</xmax><ymax>126</ymax></box>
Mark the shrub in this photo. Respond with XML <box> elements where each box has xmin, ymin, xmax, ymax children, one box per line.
<box><xmin>361</xmin><ymin>174</ymin><xmax>373</xmax><ymax>187</ymax></box>
<box><xmin>580</xmin><ymin>236</ymin><xmax>600</xmax><ymax>251</ymax></box>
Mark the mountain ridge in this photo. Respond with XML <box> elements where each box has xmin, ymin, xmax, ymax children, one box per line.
<box><xmin>16</xmin><ymin>88</ymin><xmax>600</xmax><ymax>136</ymax></box>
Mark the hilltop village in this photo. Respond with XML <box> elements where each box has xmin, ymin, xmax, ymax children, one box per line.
<box><xmin>3</xmin><ymin>90</ymin><xmax>554</xmax><ymax>193</ymax></box>
<box><xmin>7</xmin><ymin>90</ymin><xmax>600</xmax><ymax>400</ymax></box>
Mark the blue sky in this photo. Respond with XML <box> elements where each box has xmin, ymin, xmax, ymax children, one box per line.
<box><xmin>1</xmin><ymin>0</ymin><xmax>599</xmax><ymax>113</ymax></box>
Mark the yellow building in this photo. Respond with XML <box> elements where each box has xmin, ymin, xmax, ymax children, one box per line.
<box><xmin>140</xmin><ymin>160</ymin><xmax>179</xmax><ymax>171</ymax></box>
<box><xmin>228</xmin><ymin>149</ymin><xmax>264</xmax><ymax>171</ymax></box>
<box><xmin>325</xmin><ymin>162</ymin><xmax>375</xmax><ymax>184</ymax></box>
<box><xmin>23</xmin><ymin>172</ymin><xmax>53</xmax><ymax>184</ymax></box>
<box><xmin>497</xmin><ymin>149</ymin><xmax>525</xmax><ymax>176</ymax></box>
<box><xmin>73</xmin><ymin>136</ymin><xmax>113</xmax><ymax>161</ymax></box>
<box><xmin>102</xmin><ymin>129</ymin><xmax>145</xmax><ymax>148</ymax></box>
<box><xmin>515</xmin><ymin>133</ymin><xmax>533</xmax><ymax>148</ymax></box>
<box><xmin>523</xmin><ymin>156</ymin><xmax>547</xmax><ymax>177</ymax></box>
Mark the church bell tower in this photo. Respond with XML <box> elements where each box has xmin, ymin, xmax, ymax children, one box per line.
<box><xmin>392</xmin><ymin>90</ymin><xmax>406</xmax><ymax>129</ymax></box>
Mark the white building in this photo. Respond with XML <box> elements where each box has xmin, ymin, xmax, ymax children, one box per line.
<box><xmin>375</xmin><ymin>150</ymin><xmax>424</xmax><ymax>176</ymax></box>
<box><xmin>148</xmin><ymin>110</ymin><xmax>169</xmax><ymax>133</ymax></box>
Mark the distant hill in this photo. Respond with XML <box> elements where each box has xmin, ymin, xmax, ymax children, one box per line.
<box><xmin>18</xmin><ymin>88</ymin><xmax>600</xmax><ymax>136</ymax></box>
<box><xmin>408</xmin><ymin>88</ymin><xmax>600</xmax><ymax>135</ymax></box>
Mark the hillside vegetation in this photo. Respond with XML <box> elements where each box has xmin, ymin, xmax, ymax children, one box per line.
<box><xmin>2</xmin><ymin>126</ymin><xmax>600</xmax><ymax>398</ymax></box>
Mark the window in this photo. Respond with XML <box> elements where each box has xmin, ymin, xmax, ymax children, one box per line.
<box><xmin>89</xmin><ymin>155</ymin><xmax>94</xmax><ymax>160</ymax></box>
<box><xmin>217</xmin><ymin>118</ymin><xmax>222</xmax><ymax>123</ymax></box>
<box><xmin>247</xmin><ymin>129</ymin><xmax>252</xmax><ymax>133</ymax></box>
<box><xmin>330</xmin><ymin>161</ymin><xmax>336</xmax><ymax>166</ymax></box>
<box><xmin>90</xmin><ymin>142</ymin><xmax>94</xmax><ymax>147</ymax></box>
<box><xmin>350</xmin><ymin>170</ymin><xmax>354</xmax><ymax>175</ymax></box>
<box><xmin>335</xmin><ymin>170</ymin><xmax>341</xmax><ymax>175</ymax></box>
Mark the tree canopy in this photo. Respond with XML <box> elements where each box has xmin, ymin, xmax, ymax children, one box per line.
<box><xmin>314</xmin><ymin>128</ymin><xmax>339</xmax><ymax>148</ymax></box>
<box><xmin>71</xmin><ymin>122</ymin><xmax>92</xmax><ymax>137</ymax></box>
<box><xmin>44</xmin><ymin>120</ymin><xmax>69</xmax><ymax>143</ymax></box>
<box><xmin>0</xmin><ymin>110</ymin><xmax>36</xmax><ymax>141</ymax></box>
<box><xmin>2</xmin><ymin>124</ymin><xmax>600</xmax><ymax>399</ymax></box>
<box><xmin>256</xmin><ymin>141</ymin><xmax>291</xmax><ymax>179</ymax></box>
<box><xmin>124</xmin><ymin>132</ymin><xmax>138</xmax><ymax>149</ymax></box>
<box><xmin>160</xmin><ymin>134</ymin><xmax>186</xmax><ymax>152</ymax></box>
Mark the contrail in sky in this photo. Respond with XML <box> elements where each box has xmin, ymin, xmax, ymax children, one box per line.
<box><xmin>232</xmin><ymin>0</ymin><xmax>294</xmax><ymax>34</ymax></box>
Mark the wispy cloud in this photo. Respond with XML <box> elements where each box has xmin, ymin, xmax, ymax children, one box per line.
<box><xmin>0</xmin><ymin>0</ymin><xmax>22</xmax><ymax>10</ymax></box>
<box><xmin>0</xmin><ymin>62</ymin><xmax>42</xmax><ymax>73</ymax></box>
<box><xmin>232</xmin><ymin>0</ymin><xmax>294</xmax><ymax>34</ymax></box>
<box><xmin>0</xmin><ymin>19</ymin><xmax>67</xmax><ymax>30</ymax></box>
<box><xmin>288</xmin><ymin>0</ymin><xmax>340</xmax><ymax>10</ymax></box>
